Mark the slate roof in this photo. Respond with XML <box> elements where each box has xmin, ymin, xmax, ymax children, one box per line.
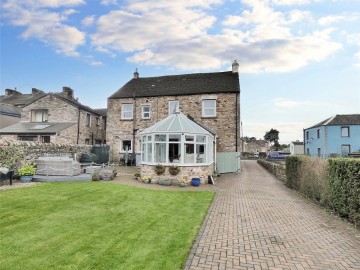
<box><xmin>93</xmin><ymin>108</ymin><xmax>107</xmax><ymax>116</ymax></box>
<box><xmin>0</xmin><ymin>92</ymin><xmax>47</xmax><ymax>107</ymax></box>
<box><xmin>291</xmin><ymin>141</ymin><xmax>304</xmax><ymax>145</ymax></box>
<box><xmin>109</xmin><ymin>71</ymin><xmax>240</xmax><ymax>99</ymax></box>
<box><xmin>0</xmin><ymin>103</ymin><xmax>22</xmax><ymax>117</ymax></box>
<box><xmin>0</xmin><ymin>122</ymin><xmax>77</xmax><ymax>134</ymax></box>
<box><xmin>307</xmin><ymin>114</ymin><xmax>360</xmax><ymax>129</ymax></box>
<box><xmin>0</xmin><ymin>91</ymin><xmax>101</xmax><ymax>116</ymax></box>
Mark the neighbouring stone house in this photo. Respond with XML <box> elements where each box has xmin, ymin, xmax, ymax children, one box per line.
<box><xmin>243</xmin><ymin>138</ymin><xmax>270</xmax><ymax>154</ymax></box>
<box><xmin>0</xmin><ymin>87</ymin><xmax>106</xmax><ymax>145</ymax></box>
<box><xmin>107</xmin><ymin>61</ymin><xmax>241</xmax><ymax>176</ymax></box>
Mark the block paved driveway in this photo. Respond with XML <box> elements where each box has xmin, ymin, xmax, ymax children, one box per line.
<box><xmin>185</xmin><ymin>160</ymin><xmax>360</xmax><ymax>270</ymax></box>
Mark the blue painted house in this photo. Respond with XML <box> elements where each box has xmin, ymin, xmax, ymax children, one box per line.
<box><xmin>303</xmin><ymin>114</ymin><xmax>360</xmax><ymax>158</ymax></box>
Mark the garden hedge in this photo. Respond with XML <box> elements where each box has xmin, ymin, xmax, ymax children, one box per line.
<box><xmin>327</xmin><ymin>158</ymin><xmax>360</xmax><ymax>226</ymax></box>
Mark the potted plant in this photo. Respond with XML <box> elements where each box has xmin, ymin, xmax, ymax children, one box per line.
<box><xmin>18</xmin><ymin>162</ymin><xmax>37</xmax><ymax>183</ymax></box>
<box><xmin>134</xmin><ymin>172</ymin><xmax>141</xmax><ymax>180</ymax></box>
<box><xmin>142</xmin><ymin>176</ymin><xmax>151</xmax><ymax>184</ymax></box>
<box><xmin>168</xmin><ymin>165</ymin><xmax>180</xmax><ymax>176</ymax></box>
<box><xmin>154</xmin><ymin>164</ymin><xmax>165</xmax><ymax>175</ymax></box>
<box><xmin>178</xmin><ymin>177</ymin><xmax>188</xmax><ymax>187</ymax></box>
<box><xmin>112</xmin><ymin>168</ymin><xmax>118</xmax><ymax>177</ymax></box>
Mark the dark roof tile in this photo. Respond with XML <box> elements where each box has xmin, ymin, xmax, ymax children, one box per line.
<box><xmin>307</xmin><ymin>114</ymin><xmax>360</xmax><ymax>129</ymax></box>
<box><xmin>109</xmin><ymin>71</ymin><xmax>240</xmax><ymax>99</ymax></box>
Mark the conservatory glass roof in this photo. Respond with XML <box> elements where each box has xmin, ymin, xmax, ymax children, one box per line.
<box><xmin>141</xmin><ymin>112</ymin><xmax>214</xmax><ymax>136</ymax></box>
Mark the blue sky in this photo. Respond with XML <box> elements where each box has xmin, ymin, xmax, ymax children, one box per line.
<box><xmin>1</xmin><ymin>0</ymin><xmax>359</xmax><ymax>144</ymax></box>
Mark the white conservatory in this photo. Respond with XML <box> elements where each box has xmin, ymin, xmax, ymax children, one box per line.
<box><xmin>140</xmin><ymin>112</ymin><xmax>216</xmax><ymax>184</ymax></box>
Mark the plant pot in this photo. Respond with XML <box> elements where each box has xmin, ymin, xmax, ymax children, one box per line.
<box><xmin>179</xmin><ymin>182</ymin><xmax>187</xmax><ymax>187</ymax></box>
<box><xmin>191</xmin><ymin>178</ymin><xmax>201</xmax><ymax>187</ymax></box>
<box><xmin>144</xmin><ymin>179</ymin><xmax>151</xmax><ymax>184</ymax></box>
<box><xmin>20</xmin><ymin>175</ymin><xmax>33</xmax><ymax>183</ymax></box>
<box><xmin>158</xmin><ymin>179</ymin><xmax>172</xmax><ymax>186</ymax></box>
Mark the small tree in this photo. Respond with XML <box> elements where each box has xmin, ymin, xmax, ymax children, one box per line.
<box><xmin>264</xmin><ymin>129</ymin><xmax>280</xmax><ymax>150</ymax></box>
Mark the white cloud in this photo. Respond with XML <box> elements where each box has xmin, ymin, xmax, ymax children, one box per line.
<box><xmin>271</xmin><ymin>0</ymin><xmax>318</xmax><ymax>5</ymax></box>
<box><xmin>82</xmin><ymin>16</ymin><xmax>96</xmax><ymax>27</ymax></box>
<box><xmin>90</xmin><ymin>0</ymin><xmax>343</xmax><ymax>72</ymax></box>
<box><xmin>1</xmin><ymin>0</ymin><xmax>85</xmax><ymax>56</ymax></box>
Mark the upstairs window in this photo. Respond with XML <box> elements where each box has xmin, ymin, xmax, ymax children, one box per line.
<box><xmin>168</xmin><ymin>100</ymin><xmax>179</xmax><ymax>115</ymax></box>
<box><xmin>96</xmin><ymin>117</ymin><xmax>100</xmax><ymax>126</ymax></box>
<box><xmin>202</xmin><ymin>99</ymin><xmax>216</xmax><ymax>117</ymax></box>
<box><xmin>31</xmin><ymin>109</ymin><xmax>48</xmax><ymax>122</ymax></box>
<box><xmin>122</xmin><ymin>104</ymin><xmax>133</xmax><ymax>119</ymax></box>
<box><xmin>86</xmin><ymin>114</ymin><xmax>91</xmax><ymax>127</ymax></box>
<box><xmin>341</xmin><ymin>126</ymin><xmax>349</xmax><ymax>137</ymax></box>
<box><xmin>317</xmin><ymin>129</ymin><xmax>320</xmax><ymax>138</ymax></box>
<box><xmin>142</xmin><ymin>105</ymin><xmax>151</xmax><ymax>119</ymax></box>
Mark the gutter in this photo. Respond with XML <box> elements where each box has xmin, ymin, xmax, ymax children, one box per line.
<box><xmin>77</xmin><ymin>108</ymin><xmax>80</xmax><ymax>144</ymax></box>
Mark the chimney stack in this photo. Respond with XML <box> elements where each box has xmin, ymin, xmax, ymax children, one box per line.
<box><xmin>62</xmin><ymin>86</ymin><xmax>74</xmax><ymax>98</ymax></box>
<box><xmin>5</xmin><ymin>88</ymin><xmax>21</xmax><ymax>96</ymax></box>
<box><xmin>134</xmin><ymin>68</ymin><xmax>139</xmax><ymax>79</ymax></box>
<box><xmin>32</xmin><ymin>88</ymin><xmax>44</xmax><ymax>95</ymax></box>
<box><xmin>232</xmin><ymin>60</ymin><xmax>239</xmax><ymax>73</ymax></box>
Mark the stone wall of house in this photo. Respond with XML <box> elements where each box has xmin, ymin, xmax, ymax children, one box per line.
<box><xmin>21</xmin><ymin>94</ymin><xmax>106</xmax><ymax>144</ymax></box>
<box><xmin>257</xmin><ymin>159</ymin><xmax>287</xmax><ymax>182</ymax></box>
<box><xmin>140</xmin><ymin>163</ymin><xmax>215</xmax><ymax>184</ymax></box>
<box><xmin>0</xmin><ymin>140</ymin><xmax>92</xmax><ymax>162</ymax></box>
<box><xmin>107</xmin><ymin>93</ymin><xmax>240</xmax><ymax>162</ymax></box>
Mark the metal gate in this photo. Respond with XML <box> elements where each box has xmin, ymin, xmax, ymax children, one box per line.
<box><xmin>216</xmin><ymin>152</ymin><xmax>240</xmax><ymax>173</ymax></box>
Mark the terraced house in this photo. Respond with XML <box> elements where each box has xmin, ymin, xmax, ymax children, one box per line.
<box><xmin>0</xmin><ymin>87</ymin><xmax>106</xmax><ymax>145</ymax></box>
<box><xmin>107</xmin><ymin>61</ymin><xmax>241</xmax><ymax>173</ymax></box>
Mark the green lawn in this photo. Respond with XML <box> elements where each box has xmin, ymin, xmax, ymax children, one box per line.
<box><xmin>0</xmin><ymin>183</ymin><xmax>214</xmax><ymax>270</ymax></box>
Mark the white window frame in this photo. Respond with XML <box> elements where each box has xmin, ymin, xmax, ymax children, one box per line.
<box><xmin>168</xmin><ymin>100</ymin><xmax>179</xmax><ymax>115</ymax></box>
<box><xmin>121</xmin><ymin>104</ymin><xmax>133</xmax><ymax>119</ymax></box>
<box><xmin>120</xmin><ymin>140</ymin><xmax>133</xmax><ymax>153</ymax></box>
<box><xmin>142</xmin><ymin>105</ymin><xmax>151</xmax><ymax>119</ymax></box>
<box><xmin>202</xmin><ymin>99</ymin><xmax>217</xmax><ymax>117</ymax></box>
<box><xmin>31</xmin><ymin>109</ymin><xmax>48</xmax><ymax>122</ymax></box>
<box><xmin>341</xmin><ymin>126</ymin><xmax>349</xmax><ymax>137</ymax></box>
<box><xmin>86</xmin><ymin>113</ymin><xmax>91</xmax><ymax>127</ymax></box>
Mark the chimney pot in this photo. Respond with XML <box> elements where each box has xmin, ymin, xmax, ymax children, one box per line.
<box><xmin>134</xmin><ymin>68</ymin><xmax>139</xmax><ymax>79</ymax></box>
<box><xmin>232</xmin><ymin>60</ymin><xmax>239</xmax><ymax>73</ymax></box>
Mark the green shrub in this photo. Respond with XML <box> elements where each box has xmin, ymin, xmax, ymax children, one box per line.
<box><xmin>285</xmin><ymin>155</ymin><xmax>327</xmax><ymax>204</ymax></box>
<box><xmin>0</xmin><ymin>143</ymin><xmax>24</xmax><ymax>170</ymax></box>
<box><xmin>327</xmin><ymin>158</ymin><xmax>360</xmax><ymax>226</ymax></box>
<box><xmin>285</xmin><ymin>155</ymin><xmax>302</xmax><ymax>189</ymax></box>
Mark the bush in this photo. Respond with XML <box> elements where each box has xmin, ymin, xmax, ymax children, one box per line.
<box><xmin>0</xmin><ymin>143</ymin><xmax>24</xmax><ymax>170</ymax></box>
<box><xmin>327</xmin><ymin>158</ymin><xmax>360</xmax><ymax>226</ymax></box>
<box><xmin>285</xmin><ymin>156</ymin><xmax>327</xmax><ymax>204</ymax></box>
<box><xmin>92</xmin><ymin>172</ymin><xmax>100</xmax><ymax>181</ymax></box>
<box><xmin>99</xmin><ymin>170</ymin><xmax>114</xmax><ymax>181</ymax></box>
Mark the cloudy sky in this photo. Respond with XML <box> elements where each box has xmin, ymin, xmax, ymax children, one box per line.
<box><xmin>1</xmin><ymin>0</ymin><xmax>359</xmax><ymax>143</ymax></box>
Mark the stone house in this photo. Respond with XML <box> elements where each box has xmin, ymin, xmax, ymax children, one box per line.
<box><xmin>0</xmin><ymin>87</ymin><xmax>106</xmax><ymax>145</ymax></box>
<box><xmin>107</xmin><ymin>61</ymin><xmax>241</xmax><ymax>173</ymax></box>
<box><xmin>243</xmin><ymin>138</ymin><xmax>270</xmax><ymax>154</ymax></box>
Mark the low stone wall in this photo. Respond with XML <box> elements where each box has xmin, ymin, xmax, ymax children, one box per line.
<box><xmin>257</xmin><ymin>159</ymin><xmax>286</xmax><ymax>182</ymax></box>
<box><xmin>0</xmin><ymin>140</ymin><xmax>92</xmax><ymax>162</ymax></box>
<box><xmin>140</xmin><ymin>164</ymin><xmax>214</xmax><ymax>184</ymax></box>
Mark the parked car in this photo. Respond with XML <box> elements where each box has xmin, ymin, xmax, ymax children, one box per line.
<box><xmin>267</xmin><ymin>152</ymin><xmax>286</xmax><ymax>159</ymax></box>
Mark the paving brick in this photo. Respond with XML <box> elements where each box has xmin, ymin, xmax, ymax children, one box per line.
<box><xmin>184</xmin><ymin>160</ymin><xmax>360</xmax><ymax>270</ymax></box>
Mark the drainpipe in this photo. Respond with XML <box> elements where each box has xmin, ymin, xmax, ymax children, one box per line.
<box><xmin>235</xmin><ymin>92</ymin><xmax>239</xmax><ymax>152</ymax></box>
<box><xmin>133</xmin><ymin>94</ymin><xmax>136</xmax><ymax>163</ymax></box>
<box><xmin>77</xmin><ymin>108</ymin><xmax>80</xmax><ymax>144</ymax></box>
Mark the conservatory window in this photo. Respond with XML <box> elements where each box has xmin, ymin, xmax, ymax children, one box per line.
<box><xmin>169</xmin><ymin>134</ymin><xmax>181</xmax><ymax>163</ymax></box>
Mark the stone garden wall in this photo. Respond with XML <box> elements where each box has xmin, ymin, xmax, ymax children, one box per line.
<box><xmin>257</xmin><ymin>159</ymin><xmax>286</xmax><ymax>182</ymax></box>
<box><xmin>0</xmin><ymin>140</ymin><xmax>92</xmax><ymax>163</ymax></box>
<box><xmin>140</xmin><ymin>164</ymin><xmax>215</xmax><ymax>184</ymax></box>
